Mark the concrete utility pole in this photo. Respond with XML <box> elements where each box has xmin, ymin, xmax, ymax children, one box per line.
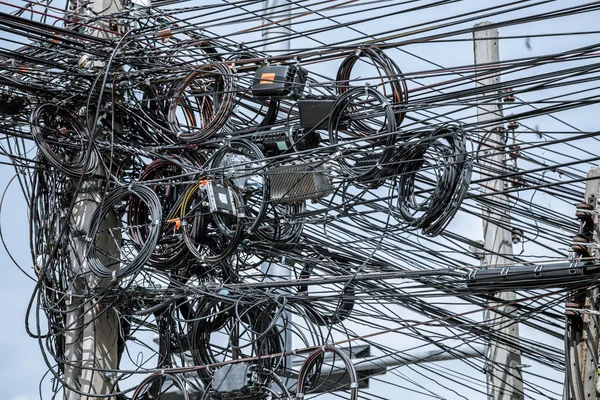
<box><xmin>565</xmin><ymin>167</ymin><xmax>600</xmax><ymax>399</ymax></box>
<box><xmin>262</xmin><ymin>0</ymin><xmax>292</xmax><ymax>54</ymax></box>
<box><xmin>473</xmin><ymin>22</ymin><xmax>525</xmax><ymax>400</ymax></box>
<box><xmin>63</xmin><ymin>0</ymin><xmax>123</xmax><ymax>398</ymax></box>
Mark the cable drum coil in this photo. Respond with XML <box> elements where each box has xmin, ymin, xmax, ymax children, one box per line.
<box><xmin>328</xmin><ymin>86</ymin><xmax>397</xmax><ymax>184</ymax></box>
<box><xmin>30</xmin><ymin>103</ymin><xmax>99</xmax><ymax>178</ymax></box>
<box><xmin>86</xmin><ymin>184</ymin><xmax>162</xmax><ymax>280</ymax></box>
<box><xmin>391</xmin><ymin>124</ymin><xmax>472</xmax><ymax>236</ymax></box>
<box><xmin>167</xmin><ymin>63</ymin><xmax>235</xmax><ymax>143</ymax></box>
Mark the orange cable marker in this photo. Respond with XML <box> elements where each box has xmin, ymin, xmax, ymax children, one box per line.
<box><xmin>167</xmin><ymin>218</ymin><xmax>181</xmax><ymax>232</ymax></box>
<box><xmin>259</xmin><ymin>72</ymin><xmax>276</xmax><ymax>85</ymax></box>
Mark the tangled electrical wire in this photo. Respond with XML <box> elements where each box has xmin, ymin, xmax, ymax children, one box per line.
<box><xmin>2</xmin><ymin>1</ymin><xmax>600</xmax><ymax>399</ymax></box>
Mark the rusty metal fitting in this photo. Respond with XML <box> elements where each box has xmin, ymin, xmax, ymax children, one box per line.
<box><xmin>571</xmin><ymin>236</ymin><xmax>590</xmax><ymax>254</ymax></box>
<box><xmin>507</xmin><ymin>120</ymin><xmax>519</xmax><ymax>130</ymax></box>
<box><xmin>565</xmin><ymin>301</ymin><xmax>581</xmax><ymax>317</ymax></box>
<box><xmin>502</xmin><ymin>89</ymin><xmax>515</xmax><ymax>102</ymax></box>
<box><xmin>158</xmin><ymin>28</ymin><xmax>173</xmax><ymax>40</ymax></box>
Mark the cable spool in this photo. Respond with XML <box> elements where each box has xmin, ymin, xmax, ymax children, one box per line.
<box><xmin>178</xmin><ymin>177</ymin><xmax>245</xmax><ymax>263</ymax></box>
<box><xmin>167</xmin><ymin>63</ymin><xmax>235</xmax><ymax>143</ymax></box>
<box><xmin>209</xmin><ymin>139</ymin><xmax>270</xmax><ymax>235</ymax></box>
<box><xmin>336</xmin><ymin>47</ymin><xmax>408</xmax><ymax>127</ymax></box>
<box><xmin>391</xmin><ymin>124</ymin><xmax>472</xmax><ymax>236</ymax></box>
<box><xmin>328</xmin><ymin>86</ymin><xmax>397</xmax><ymax>184</ymax></box>
<box><xmin>30</xmin><ymin>103</ymin><xmax>99</xmax><ymax>178</ymax></box>
<box><xmin>128</xmin><ymin>158</ymin><xmax>193</xmax><ymax>270</ymax></box>
<box><xmin>87</xmin><ymin>184</ymin><xmax>162</xmax><ymax>281</ymax></box>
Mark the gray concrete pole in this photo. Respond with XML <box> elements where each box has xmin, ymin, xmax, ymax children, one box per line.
<box><xmin>473</xmin><ymin>22</ymin><xmax>525</xmax><ymax>400</ymax></box>
<box><xmin>63</xmin><ymin>0</ymin><xmax>123</xmax><ymax>397</ymax></box>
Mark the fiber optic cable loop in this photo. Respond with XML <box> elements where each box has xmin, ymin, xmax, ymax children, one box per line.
<box><xmin>390</xmin><ymin>123</ymin><xmax>472</xmax><ymax>236</ymax></box>
<box><xmin>128</xmin><ymin>157</ymin><xmax>199</xmax><ymax>270</ymax></box>
<box><xmin>30</xmin><ymin>103</ymin><xmax>99</xmax><ymax>178</ymax></box>
<box><xmin>328</xmin><ymin>86</ymin><xmax>397</xmax><ymax>185</ymax></box>
<box><xmin>87</xmin><ymin>184</ymin><xmax>162</xmax><ymax>280</ymax></box>
<box><xmin>296</xmin><ymin>345</ymin><xmax>359</xmax><ymax>400</ymax></box>
<box><xmin>178</xmin><ymin>176</ymin><xmax>245</xmax><ymax>263</ymax></box>
<box><xmin>190</xmin><ymin>297</ymin><xmax>284</xmax><ymax>386</ymax></box>
<box><xmin>336</xmin><ymin>46</ymin><xmax>408</xmax><ymax>127</ymax></box>
<box><xmin>209</xmin><ymin>139</ymin><xmax>270</xmax><ymax>235</ymax></box>
<box><xmin>167</xmin><ymin>62</ymin><xmax>235</xmax><ymax>143</ymax></box>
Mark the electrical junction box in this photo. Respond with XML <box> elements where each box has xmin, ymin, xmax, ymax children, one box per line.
<box><xmin>250</xmin><ymin>128</ymin><xmax>320</xmax><ymax>155</ymax></box>
<box><xmin>211</xmin><ymin>363</ymin><xmax>266</xmax><ymax>400</ymax></box>
<box><xmin>298</xmin><ymin>96</ymin><xmax>345</xmax><ymax>130</ymax></box>
<box><xmin>267</xmin><ymin>160</ymin><xmax>333</xmax><ymax>204</ymax></box>
<box><xmin>252</xmin><ymin>65</ymin><xmax>307</xmax><ymax>100</ymax></box>
<box><xmin>205</xmin><ymin>181</ymin><xmax>236</xmax><ymax>215</ymax></box>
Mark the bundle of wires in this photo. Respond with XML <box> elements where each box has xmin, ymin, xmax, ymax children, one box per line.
<box><xmin>87</xmin><ymin>184</ymin><xmax>162</xmax><ymax>280</ymax></box>
<box><xmin>391</xmin><ymin>124</ymin><xmax>472</xmax><ymax>236</ymax></box>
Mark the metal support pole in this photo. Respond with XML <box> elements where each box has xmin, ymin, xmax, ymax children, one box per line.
<box><xmin>473</xmin><ymin>22</ymin><xmax>524</xmax><ymax>400</ymax></box>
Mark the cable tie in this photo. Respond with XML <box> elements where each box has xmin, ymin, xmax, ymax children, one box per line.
<box><xmin>296</xmin><ymin>393</ymin><xmax>304</xmax><ymax>399</ymax></box>
<box><xmin>349</xmin><ymin>382</ymin><xmax>358</xmax><ymax>388</ymax></box>
<box><xmin>112</xmin><ymin>270</ymin><xmax>117</xmax><ymax>281</ymax></box>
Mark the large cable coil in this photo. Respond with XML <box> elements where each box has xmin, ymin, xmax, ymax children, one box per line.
<box><xmin>328</xmin><ymin>86</ymin><xmax>397</xmax><ymax>184</ymax></box>
<box><xmin>391</xmin><ymin>124</ymin><xmax>472</xmax><ymax>236</ymax></box>
<box><xmin>87</xmin><ymin>184</ymin><xmax>162</xmax><ymax>280</ymax></box>
<box><xmin>336</xmin><ymin>47</ymin><xmax>408</xmax><ymax>127</ymax></box>
<box><xmin>30</xmin><ymin>103</ymin><xmax>99</xmax><ymax>178</ymax></box>
<box><xmin>167</xmin><ymin>63</ymin><xmax>235</xmax><ymax>143</ymax></box>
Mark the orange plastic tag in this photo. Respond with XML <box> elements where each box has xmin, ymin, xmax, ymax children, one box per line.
<box><xmin>259</xmin><ymin>72</ymin><xmax>276</xmax><ymax>84</ymax></box>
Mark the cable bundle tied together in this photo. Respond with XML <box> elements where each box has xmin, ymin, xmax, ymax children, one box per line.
<box><xmin>328</xmin><ymin>86</ymin><xmax>397</xmax><ymax>185</ymax></box>
<box><xmin>296</xmin><ymin>345</ymin><xmax>359</xmax><ymax>400</ymax></box>
<box><xmin>392</xmin><ymin>124</ymin><xmax>472</xmax><ymax>236</ymax></box>
<box><xmin>30</xmin><ymin>103</ymin><xmax>99</xmax><ymax>178</ymax></box>
<box><xmin>168</xmin><ymin>63</ymin><xmax>235</xmax><ymax>143</ymax></box>
<box><xmin>87</xmin><ymin>184</ymin><xmax>162</xmax><ymax>280</ymax></box>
